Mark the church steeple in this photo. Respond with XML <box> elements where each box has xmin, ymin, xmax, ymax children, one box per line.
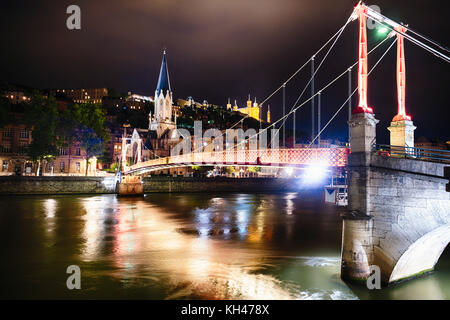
<box><xmin>156</xmin><ymin>50</ymin><xmax>171</xmax><ymax>95</ymax></box>
<box><xmin>150</xmin><ymin>50</ymin><xmax>176</xmax><ymax>137</ymax></box>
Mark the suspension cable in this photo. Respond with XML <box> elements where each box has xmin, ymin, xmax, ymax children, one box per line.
<box><xmin>260</xmin><ymin>21</ymin><xmax>352</xmax><ymax>106</ymax></box>
<box><xmin>186</xmin><ymin>14</ymin><xmax>393</xmax><ymax>155</ymax></box>
<box><xmin>271</xmin><ymin>33</ymin><xmax>392</xmax><ymax>147</ymax></box>
<box><xmin>308</xmin><ymin>37</ymin><xmax>397</xmax><ymax>147</ymax></box>
<box><xmin>143</xmin><ymin>142</ymin><xmax>163</xmax><ymax>159</ymax></box>
<box><xmin>407</xmin><ymin>26</ymin><xmax>450</xmax><ymax>53</ymax></box>
<box><xmin>225</xmin><ymin>36</ymin><xmax>397</xmax><ymax>153</ymax></box>
<box><xmin>362</xmin><ymin>11</ymin><xmax>450</xmax><ymax>63</ymax></box>
<box><xmin>271</xmin><ymin>13</ymin><xmax>353</xmax><ymax>145</ymax></box>
<box><xmin>224</xmin><ymin>15</ymin><xmax>354</xmax><ymax>133</ymax></box>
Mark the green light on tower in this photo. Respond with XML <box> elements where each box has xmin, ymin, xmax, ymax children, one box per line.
<box><xmin>377</xmin><ymin>26</ymin><xmax>389</xmax><ymax>35</ymax></box>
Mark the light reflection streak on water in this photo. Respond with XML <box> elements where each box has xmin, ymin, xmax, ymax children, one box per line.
<box><xmin>77</xmin><ymin>195</ymin><xmax>357</xmax><ymax>299</ymax></box>
<box><xmin>81</xmin><ymin>196</ymin><xmax>121</xmax><ymax>260</ymax></box>
<box><xmin>44</xmin><ymin>199</ymin><xmax>56</xmax><ymax>218</ymax></box>
<box><xmin>43</xmin><ymin>199</ymin><xmax>57</xmax><ymax>237</ymax></box>
<box><xmin>284</xmin><ymin>193</ymin><xmax>297</xmax><ymax>215</ymax></box>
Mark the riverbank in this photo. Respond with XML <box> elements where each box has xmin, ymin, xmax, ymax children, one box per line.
<box><xmin>0</xmin><ymin>176</ymin><xmax>301</xmax><ymax>195</ymax></box>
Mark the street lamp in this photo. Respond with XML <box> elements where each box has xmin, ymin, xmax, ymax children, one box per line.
<box><xmin>377</xmin><ymin>26</ymin><xmax>389</xmax><ymax>35</ymax></box>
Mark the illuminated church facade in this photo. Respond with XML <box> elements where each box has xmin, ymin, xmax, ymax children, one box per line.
<box><xmin>149</xmin><ymin>50</ymin><xmax>177</xmax><ymax>138</ymax></box>
<box><xmin>227</xmin><ymin>95</ymin><xmax>271</xmax><ymax>123</ymax></box>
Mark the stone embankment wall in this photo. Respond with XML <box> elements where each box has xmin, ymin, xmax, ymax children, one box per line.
<box><xmin>0</xmin><ymin>176</ymin><xmax>300</xmax><ymax>195</ymax></box>
<box><xmin>0</xmin><ymin>176</ymin><xmax>114</xmax><ymax>194</ymax></box>
<box><xmin>143</xmin><ymin>177</ymin><xmax>299</xmax><ymax>193</ymax></box>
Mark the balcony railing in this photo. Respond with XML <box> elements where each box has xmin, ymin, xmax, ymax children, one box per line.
<box><xmin>373</xmin><ymin>144</ymin><xmax>450</xmax><ymax>163</ymax></box>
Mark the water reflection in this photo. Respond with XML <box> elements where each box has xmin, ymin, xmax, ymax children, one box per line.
<box><xmin>0</xmin><ymin>192</ymin><xmax>449</xmax><ymax>299</ymax></box>
<box><xmin>44</xmin><ymin>199</ymin><xmax>57</xmax><ymax>218</ymax></box>
<box><xmin>43</xmin><ymin>199</ymin><xmax>57</xmax><ymax>239</ymax></box>
<box><xmin>77</xmin><ymin>193</ymin><xmax>356</xmax><ymax>299</ymax></box>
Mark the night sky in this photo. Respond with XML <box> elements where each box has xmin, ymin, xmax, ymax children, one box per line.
<box><xmin>1</xmin><ymin>0</ymin><xmax>449</xmax><ymax>142</ymax></box>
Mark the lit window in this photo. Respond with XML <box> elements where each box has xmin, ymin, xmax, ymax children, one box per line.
<box><xmin>2</xmin><ymin>128</ymin><xmax>12</xmax><ymax>138</ymax></box>
<box><xmin>18</xmin><ymin>142</ymin><xmax>27</xmax><ymax>154</ymax></box>
<box><xmin>1</xmin><ymin>144</ymin><xmax>11</xmax><ymax>153</ymax></box>
<box><xmin>19</xmin><ymin>130</ymin><xmax>29</xmax><ymax>139</ymax></box>
<box><xmin>60</xmin><ymin>162</ymin><xmax>65</xmax><ymax>172</ymax></box>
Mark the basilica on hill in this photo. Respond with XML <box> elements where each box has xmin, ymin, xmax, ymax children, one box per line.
<box><xmin>227</xmin><ymin>96</ymin><xmax>271</xmax><ymax>124</ymax></box>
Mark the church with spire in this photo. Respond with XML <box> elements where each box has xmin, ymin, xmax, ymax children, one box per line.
<box><xmin>114</xmin><ymin>50</ymin><xmax>275</xmax><ymax>177</ymax></box>
<box><xmin>149</xmin><ymin>50</ymin><xmax>177</xmax><ymax>138</ymax></box>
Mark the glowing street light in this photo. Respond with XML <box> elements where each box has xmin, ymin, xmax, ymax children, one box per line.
<box><xmin>377</xmin><ymin>26</ymin><xmax>389</xmax><ymax>35</ymax></box>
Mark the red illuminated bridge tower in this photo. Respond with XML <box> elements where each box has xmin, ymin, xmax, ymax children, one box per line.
<box><xmin>348</xmin><ymin>2</ymin><xmax>379</xmax><ymax>154</ymax></box>
<box><xmin>388</xmin><ymin>25</ymin><xmax>416</xmax><ymax>152</ymax></box>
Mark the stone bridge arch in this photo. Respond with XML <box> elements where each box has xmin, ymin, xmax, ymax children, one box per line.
<box><xmin>342</xmin><ymin>152</ymin><xmax>450</xmax><ymax>284</ymax></box>
<box><xmin>342</xmin><ymin>112</ymin><xmax>450</xmax><ymax>285</ymax></box>
<box><xmin>387</xmin><ymin>225</ymin><xmax>450</xmax><ymax>283</ymax></box>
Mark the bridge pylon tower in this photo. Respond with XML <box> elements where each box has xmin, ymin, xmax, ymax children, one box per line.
<box><xmin>388</xmin><ymin>25</ymin><xmax>416</xmax><ymax>154</ymax></box>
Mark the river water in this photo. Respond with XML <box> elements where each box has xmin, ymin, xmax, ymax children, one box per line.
<box><xmin>0</xmin><ymin>191</ymin><xmax>449</xmax><ymax>300</ymax></box>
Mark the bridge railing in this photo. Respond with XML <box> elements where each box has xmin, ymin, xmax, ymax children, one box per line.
<box><xmin>126</xmin><ymin>147</ymin><xmax>349</xmax><ymax>173</ymax></box>
<box><xmin>373</xmin><ymin>144</ymin><xmax>450</xmax><ymax>163</ymax></box>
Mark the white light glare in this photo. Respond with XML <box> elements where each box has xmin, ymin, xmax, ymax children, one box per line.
<box><xmin>304</xmin><ymin>162</ymin><xmax>328</xmax><ymax>184</ymax></box>
<box><xmin>284</xmin><ymin>167</ymin><xmax>294</xmax><ymax>177</ymax></box>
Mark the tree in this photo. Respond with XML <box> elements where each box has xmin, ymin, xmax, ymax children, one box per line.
<box><xmin>225</xmin><ymin>166</ymin><xmax>236</xmax><ymax>175</ymax></box>
<box><xmin>115</xmin><ymin>101</ymin><xmax>153</xmax><ymax>128</ymax></box>
<box><xmin>105</xmin><ymin>162</ymin><xmax>119</xmax><ymax>173</ymax></box>
<box><xmin>67</xmin><ymin>103</ymin><xmax>110</xmax><ymax>176</ymax></box>
<box><xmin>191</xmin><ymin>165</ymin><xmax>214</xmax><ymax>177</ymax></box>
<box><xmin>107</xmin><ymin>88</ymin><xmax>125</xmax><ymax>98</ymax></box>
<box><xmin>248</xmin><ymin>166</ymin><xmax>261</xmax><ymax>173</ymax></box>
<box><xmin>98</xmin><ymin>149</ymin><xmax>113</xmax><ymax>168</ymax></box>
<box><xmin>25</xmin><ymin>93</ymin><xmax>61</xmax><ymax>175</ymax></box>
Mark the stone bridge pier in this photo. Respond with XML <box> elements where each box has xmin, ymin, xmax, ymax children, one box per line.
<box><xmin>341</xmin><ymin>112</ymin><xmax>450</xmax><ymax>284</ymax></box>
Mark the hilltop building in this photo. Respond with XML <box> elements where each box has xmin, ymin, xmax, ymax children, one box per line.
<box><xmin>4</xmin><ymin>91</ymin><xmax>31</xmax><ymax>104</ymax></box>
<box><xmin>103</xmin><ymin>92</ymin><xmax>153</xmax><ymax>112</ymax></box>
<box><xmin>53</xmin><ymin>88</ymin><xmax>108</xmax><ymax>104</ymax></box>
<box><xmin>228</xmin><ymin>95</ymin><xmax>270</xmax><ymax>123</ymax></box>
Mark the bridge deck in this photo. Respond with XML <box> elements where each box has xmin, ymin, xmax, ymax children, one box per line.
<box><xmin>125</xmin><ymin>148</ymin><xmax>349</xmax><ymax>174</ymax></box>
